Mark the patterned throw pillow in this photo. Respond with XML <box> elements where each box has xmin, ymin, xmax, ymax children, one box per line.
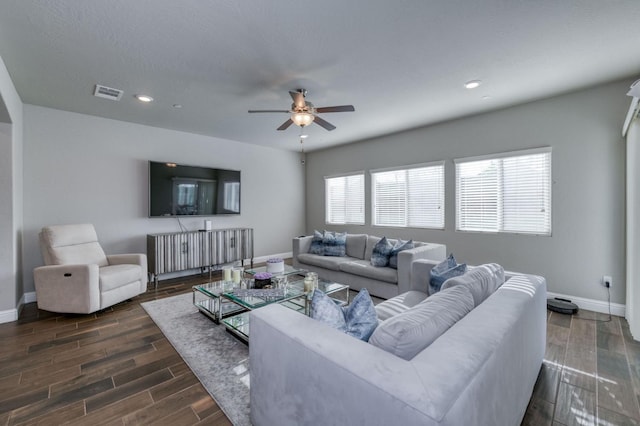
<box><xmin>323</xmin><ymin>231</ymin><xmax>347</xmax><ymax>257</ymax></box>
<box><xmin>429</xmin><ymin>253</ymin><xmax>467</xmax><ymax>294</ymax></box>
<box><xmin>370</xmin><ymin>236</ymin><xmax>393</xmax><ymax>267</ymax></box>
<box><xmin>310</xmin><ymin>289</ymin><xmax>378</xmax><ymax>341</ymax></box>
<box><xmin>309</xmin><ymin>230</ymin><xmax>324</xmax><ymax>255</ymax></box>
<box><xmin>388</xmin><ymin>239</ymin><xmax>414</xmax><ymax>269</ymax></box>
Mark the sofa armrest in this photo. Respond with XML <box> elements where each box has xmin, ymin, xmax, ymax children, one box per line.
<box><xmin>107</xmin><ymin>253</ymin><xmax>146</xmax><ymax>266</ymax></box>
<box><xmin>408</xmin><ymin>258</ymin><xmax>443</xmax><ymax>294</ymax></box>
<box><xmin>292</xmin><ymin>236</ymin><xmax>313</xmax><ymax>269</ymax></box>
<box><xmin>249</xmin><ymin>304</ymin><xmax>434</xmax><ymax>425</ymax></box>
<box><xmin>33</xmin><ymin>264</ymin><xmax>100</xmax><ymax>313</ymax></box>
<box><xmin>107</xmin><ymin>254</ymin><xmax>148</xmax><ymax>290</ymax></box>
<box><xmin>397</xmin><ymin>243</ymin><xmax>446</xmax><ymax>294</ymax></box>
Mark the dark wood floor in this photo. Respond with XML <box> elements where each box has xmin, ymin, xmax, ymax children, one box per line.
<box><xmin>0</xmin><ymin>273</ymin><xmax>232</xmax><ymax>426</ymax></box>
<box><xmin>523</xmin><ymin>309</ymin><xmax>640</xmax><ymax>425</ymax></box>
<box><xmin>1</xmin><ymin>272</ymin><xmax>639</xmax><ymax>425</ymax></box>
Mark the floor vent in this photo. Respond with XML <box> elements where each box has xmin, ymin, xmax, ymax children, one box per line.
<box><xmin>94</xmin><ymin>84</ymin><xmax>123</xmax><ymax>101</ymax></box>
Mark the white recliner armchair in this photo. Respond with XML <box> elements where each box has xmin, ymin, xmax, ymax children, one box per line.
<box><xmin>34</xmin><ymin>224</ymin><xmax>147</xmax><ymax>314</ymax></box>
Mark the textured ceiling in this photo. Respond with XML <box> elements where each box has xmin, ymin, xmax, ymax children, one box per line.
<box><xmin>0</xmin><ymin>1</ymin><xmax>639</xmax><ymax>151</ymax></box>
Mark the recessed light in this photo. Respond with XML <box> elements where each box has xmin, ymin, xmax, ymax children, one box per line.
<box><xmin>135</xmin><ymin>94</ymin><xmax>154</xmax><ymax>103</ymax></box>
<box><xmin>464</xmin><ymin>80</ymin><xmax>482</xmax><ymax>89</ymax></box>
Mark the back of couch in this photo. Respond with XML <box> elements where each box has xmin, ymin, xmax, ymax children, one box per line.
<box><xmin>345</xmin><ymin>234</ymin><xmax>426</xmax><ymax>261</ymax></box>
<box><xmin>409</xmin><ymin>273</ymin><xmax>546</xmax><ymax>424</ymax></box>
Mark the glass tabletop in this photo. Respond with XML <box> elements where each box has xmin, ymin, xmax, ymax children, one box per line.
<box><xmin>193</xmin><ymin>280</ymin><xmax>237</xmax><ymax>298</ymax></box>
<box><xmin>244</xmin><ymin>264</ymin><xmax>306</xmax><ymax>277</ymax></box>
<box><xmin>222</xmin><ymin>286</ymin><xmax>305</xmax><ymax>309</ymax></box>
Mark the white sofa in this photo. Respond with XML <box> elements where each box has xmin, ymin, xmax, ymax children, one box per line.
<box><xmin>293</xmin><ymin>234</ymin><xmax>446</xmax><ymax>299</ymax></box>
<box><xmin>249</xmin><ymin>259</ymin><xmax>547</xmax><ymax>426</ymax></box>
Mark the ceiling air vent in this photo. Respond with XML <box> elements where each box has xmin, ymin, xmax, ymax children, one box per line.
<box><xmin>94</xmin><ymin>84</ymin><xmax>123</xmax><ymax>101</ymax></box>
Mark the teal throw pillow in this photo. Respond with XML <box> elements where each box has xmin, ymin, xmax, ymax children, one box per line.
<box><xmin>429</xmin><ymin>253</ymin><xmax>466</xmax><ymax>294</ymax></box>
<box><xmin>388</xmin><ymin>239</ymin><xmax>414</xmax><ymax>269</ymax></box>
<box><xmin>310</xmin><ymin>289</ymin><xmax>378</xmax><ymax>341</ymax></box>
<box><xmin>309</xmin><ymin>230</ymin><xmax>324</xmax><ymax>255</ymax></box>
<box><xmin>323</xmin><ymin>231</ymin><xmax>347</xmax><ymax>257</ymax></box>
<box><xmin>370</xmin><ymin>236</ymin><xmax>393</xmax><ymax>267</ymax></box>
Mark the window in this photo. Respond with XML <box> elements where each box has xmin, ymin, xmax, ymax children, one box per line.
<box><xmin>455</xmin><ymin>147</ymin><xmax>551</xmax><ymax>235</ymax></box>
<box><xmin>325</xmin><ymin>173</ymin><xmax>365</xmax><ymax>225</ymax></box>
<box><xmin>371</xmin><ymin>162</ymin><xmax>445</xmax><ymax>229</ymax></box>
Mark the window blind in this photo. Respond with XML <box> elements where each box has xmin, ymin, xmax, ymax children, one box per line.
<box><xmin>371</xmin><ymin>163</ymin><xmax>444</xmax><ymax>229</ymax></box>
<box><xmin>455</xmin><ymin>148</ymin><xmax>551</xmax><ymax>235</ymax></box>
<box><xmin>325</xmin><ymin>174</ymin><xmax>365</xmax><ymax>225</ymax></box>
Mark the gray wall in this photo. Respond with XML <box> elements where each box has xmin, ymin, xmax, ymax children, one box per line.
<box><xmin>22</xmin><ymin>105</ymin><xmax>305</xmax><ymax>293</ymax></box>
<box><xmin>306</xmin><ymin>79</ymin><xmax>630</xmax><ymax>305</ymax></box>
<box><xmin>0</xmin><ymin>54</ymin><xmax>24</xmax><ymax>313</ymax></box>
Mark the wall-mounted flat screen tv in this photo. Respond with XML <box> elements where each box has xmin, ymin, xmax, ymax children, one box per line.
<box><xmin>148</xmin><ymin>161</ymin><xmax>241</xmax><ymax>217</ymax></box>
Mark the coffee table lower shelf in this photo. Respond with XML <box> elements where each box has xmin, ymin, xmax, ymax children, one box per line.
<box><xmin>194</xmin><ymin>298</ymin><xmax>245</xmax><ymax>322</ymax></box>
<box><xmin>221</xmin><ymin>295</ymin><xmax>347</xmax><ymax>344</ymax></box>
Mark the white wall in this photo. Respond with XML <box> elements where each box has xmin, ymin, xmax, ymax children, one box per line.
<box><xmin>306</xmin><ymin>79</ymin><xmax>630</xmax><ymax>305</ymax></box>
<box><xmin>22</xmin><ymin>105</ymin><xmax>305</xmax><ymax>293</ymax></box>
<box><xmin>627</xmin><ymin>119</ymin><xmax>640</xmax><ymax>337</ymax></box>
<box><xmin>0</xmin><ymin>54</ymin><xmax>24</xmax><ymax>316</ymax></box>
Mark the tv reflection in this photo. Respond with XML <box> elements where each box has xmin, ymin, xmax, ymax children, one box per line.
<box><xmin>172</xmin><ymin>178</ymin><xmax>239</xmax><ymax>215</ymax></box>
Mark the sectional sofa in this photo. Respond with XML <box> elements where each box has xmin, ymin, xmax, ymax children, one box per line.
<box><xmin>249</xmin><ymin>259</ymin><xmax>546</xmax><ymax>425</ymax></box>
<box><xmin>292</xmin><ymin>233</ymin><xmax>446</xmax><ymax>299</ymax></box>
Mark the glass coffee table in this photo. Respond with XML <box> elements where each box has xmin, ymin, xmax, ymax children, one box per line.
<box><xmin>192</xmin><ymin>280</ymin><xmax>246</xmax><ymax>323</ymax></box>
<box><xmin>221</xmin><ymin>278</ymin><xmax>350</xmax><ymax>343</ymax></box>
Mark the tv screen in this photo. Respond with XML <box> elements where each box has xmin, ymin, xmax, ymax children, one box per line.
<box><xmin>148</xmin><ymin>161</ymin><xmax>241</xmax><ymax>217</ymax></box>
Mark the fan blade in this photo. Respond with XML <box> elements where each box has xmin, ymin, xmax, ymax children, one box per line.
<box><xmin>277</xmin><ymin>119</ymin><xmax>294</xmax><ymax>131</ymax></box>
<box><xmin>315</xmin><ymin>105</ymin><xmax>355</xmax><ymax>113</ymax></box>
<box><xmin>313</xmin><ymin>115</ymin><xmax>336</xmax><ymax>131</ymax></box>
<box><xmin>289</xmin><ymin>91</ymin><xmax>306</xmax><ymax>109</ymax></box>
<box><xmin>248</xmin><ymin>109</ymin><xmax>290</xmax><ymax>113</ymax></box>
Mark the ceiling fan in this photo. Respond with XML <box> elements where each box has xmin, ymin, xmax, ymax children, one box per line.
<box><xmin>248</xmin><ymin>89</ymin><xmax>355</xmax><ymax>131</ymax></box>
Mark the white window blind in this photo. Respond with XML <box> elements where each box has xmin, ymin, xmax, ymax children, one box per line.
<box><xmin>455</xmin><ymin>148</ymin><xmax>551</xmax><ymax>235</ymax></box>
<box><xmin>371</xmin><ymin>163</ymin><xmax>444</xmax><ymax>229</ymax></box>
<box><xmin>325</xmin><ymin>173</ymin><xmax>365</xmax><ymax>225</ymax></box>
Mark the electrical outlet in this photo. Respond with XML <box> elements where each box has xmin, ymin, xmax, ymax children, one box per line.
<box><xmin>603</xmin><ymin>275</ymin><xmax>612</xmax><ymax>288</ymax></box>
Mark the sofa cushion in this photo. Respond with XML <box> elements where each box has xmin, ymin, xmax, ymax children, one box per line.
<box><xmin>345</xmin><ymin>234</ymin><xmax>368</xmax><ymax>259</ymax></box>
<box><xmin>375</xmin><ymin>290</ymin><xmax>429</xmax><ymax>321</ymax></box>
<box><xmin>339</xmin><ymin>260</ymin><xmax>398</xmax><ymax>284</ymax></box>
<box><xmin>429</xmin><ymin>253</ymin><xmax>466</xmax><ymax>294</ymax></box>
<box><xmin>309</xmin><ymin>230</ymin><xmax>324</xmax><ymax>255</ymax></box>
<box><xmin>388</xmin><ymin>239</ymin><xmax>414</xmax><ymax>269</ymax></box>
<box><xmin>323</xmin><ymin>231</ymin><xmax>347</xmax><ymax>257</ymax></box>
<box><xmin>364</xmin><ymin>236</ymin><xmax>381</xmax><ymax>260</ymax></box>
<box><xmin>369</xmin><ymin>285</ymin><xmax>475</xmax><ymax>360</ymax></box>
<box><xmin>370</xmin><ymin>237</ymin><xmax>393</xmax><ymax>267</ymax></box>
<box><xmin>99</xmin><ymin>264</ymin><xmax>143</xmax><ymax>292</ymax></box>
<box><xmin>310</xmin><ymin>288</ymin><xmax>378</xmax><ymax>341</ymax></box>
<box><xmin>297</xmin><ymin>253</ymin><xmax>354</xmax><ymax>271</ymax></box>
<box><xmin>441</xmin><ymin>263</ymin><xmax>505</xmax><ymax>307</ymax></box>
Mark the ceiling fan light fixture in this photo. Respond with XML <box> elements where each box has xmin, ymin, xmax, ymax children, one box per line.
<box><xmin>291</xmin><ymin>111</ymin><xmax>314</xmax><ymax>127</ymax></box>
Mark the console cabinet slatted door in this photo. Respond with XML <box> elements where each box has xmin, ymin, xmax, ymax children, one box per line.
<box><xmin>146</xmin><ymin>228</ymin><xmax>254</xmax><ymax>287</ymax></box>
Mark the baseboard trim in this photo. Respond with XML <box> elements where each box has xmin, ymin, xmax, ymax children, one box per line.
<box><xmin>253</xmin><ymin>252</ymin><xmax>293</xmax><ymax>265</ymax></box>
<box><xmin>23</xmin><ymin>291</ymin><xmax>37</xmax><ymax>304</ymax></box>
<box><xmin>0</xmin><ymin>308</ymin><xmax>17</xmax><ymax>324</ymax></box>
<box><xmin>547</xmin><ymin>291</ymin><xmax>625</xmax><ymax>317</ymax></box>
<box><xmin>0</xmin><ymin>292</ymin><xmax>37</xmax><ymax>325</ymax></box>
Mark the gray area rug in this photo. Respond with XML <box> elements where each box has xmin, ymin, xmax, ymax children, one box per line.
<box><xmin>141</xmin><ymin>293</ymin><xmax>250</xmax><ymax>426</ymax></box>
